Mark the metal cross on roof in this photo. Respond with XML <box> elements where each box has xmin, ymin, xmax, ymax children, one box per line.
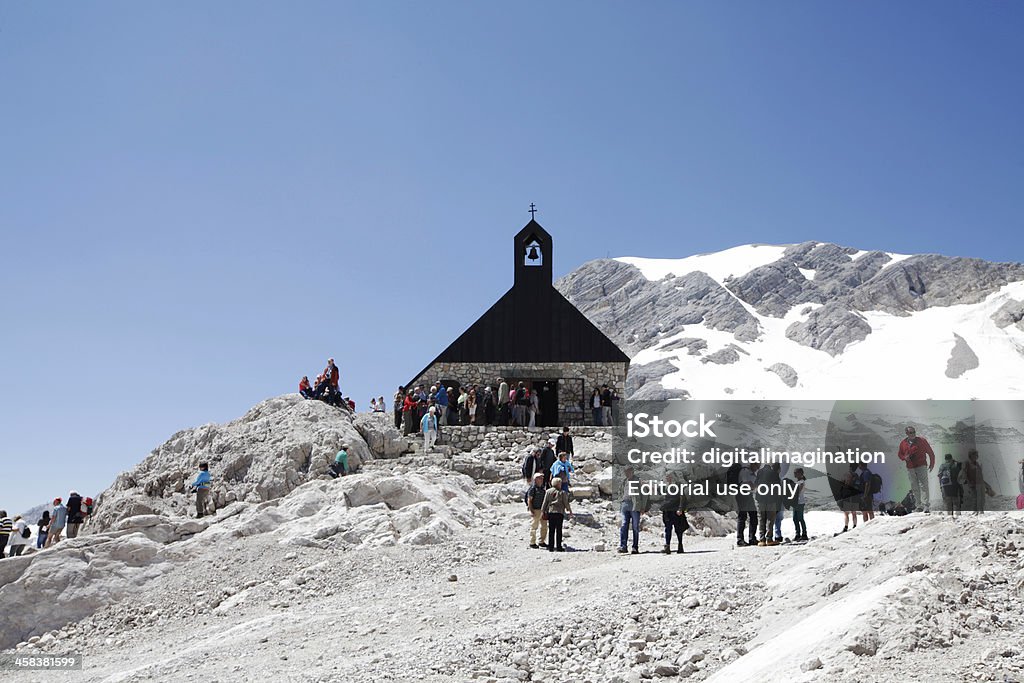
<box><xmin>529</xmin><ymin>203</ymin><xmax>537</xmax><ymax>219</ymax></box>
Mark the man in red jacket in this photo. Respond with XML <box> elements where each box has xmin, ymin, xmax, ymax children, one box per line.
<box><xmin>897</xmin><ymin>426</ymin><xmax>936</xmax><ymax>513</ymax></box>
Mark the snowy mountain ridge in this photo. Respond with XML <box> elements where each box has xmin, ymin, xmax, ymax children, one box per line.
<box><xmin>556</xmin><ymin>241</ymin><xmax>1024</xmax><ymax>400</ymax></box>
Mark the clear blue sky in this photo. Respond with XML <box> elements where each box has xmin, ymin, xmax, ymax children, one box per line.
<box><xmin>1</xmin><ymin>2</ymin><xmax>1022</xmax><ymax>514</ymax></box>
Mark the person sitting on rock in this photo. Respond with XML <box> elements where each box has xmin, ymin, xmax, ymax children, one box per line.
<box><xmin>541</xmin><ymin>477</ymin><xmax>572</xmax><ymax>552</ymax></box>
<box><xmin>299</xmin><ymin>376</ymin><xmax>314</xmax><ymax>399</ymax></box>
<box><xmin>421</xmin><ymin>406</ymin><xmax>438</xmax><ymax>453</ymax></box>
<box><xmin>331</xmin><ymin>445</ymin><xmax>349</xmax><ymax>478</ymax></box>
<box><xmin>191</xmin><ymin>462</ymin><xmax>213</xmax><ymax>518</ymax></box>
<box><xmin>525</xmin><ymin>472</ymin><xmax>548</xmax><ymax>549</ymax></box>
<box><xmin>551</xmin><ymin>452</ymin><xmax>574</xmax><ymax>492</ymax></box>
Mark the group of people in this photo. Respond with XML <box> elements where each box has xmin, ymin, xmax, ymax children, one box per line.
<box><xmin>394</xmin><ymin>378</ymin><xmax>623</xmax><ymax>447</ymax></box>
<box><xmin>725</xmin><ymin>462</ymin><xmax>811</xmax><ymax>548</ymax></box>
<box><xmin>0</xmin><ymin>491</ymin><xmax>94</xmax><ymax>558</ymax></box>
<box><xmin>589</xmin><ymin>385</ymin><xmax>620</xmax><ymax>427</ymax></box>
<box><xmin>885</xmin><ymin>426</ymin><xmax>999</xmax><ymax>516</ymax></box>
<box><xmin>298</xmin><ymin>358</ymin><xmax>355</xmax><ymax>410</ymax></box>
<box><xmin>521</xmin><ymin>428</ymin><xmax>578</xmax><ymax>552</ymax></box>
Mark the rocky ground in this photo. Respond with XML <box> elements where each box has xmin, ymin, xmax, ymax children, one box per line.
<box><xmin>4</xmin><ymin>486</ymin><xmax>1023</xmax><ymax>682</ymax></box>
<box><xmin>3</xmin><ymin>399</ymin><xmax>1023</xmax><ymax>682</ymax></box>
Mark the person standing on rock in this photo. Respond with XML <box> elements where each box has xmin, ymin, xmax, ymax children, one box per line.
<box><xmin>541</xmin><ymin>477</ymin><xmax>572</xmax><ymax>552</ymax></box>
<box><xmin>897</xmin><ymin>426</ymin><xmax>935</xmax><ymax>513</ymax></box>
<box><xmin>497</xmin><ymin>378</ymin><xmax>510</xmax><ymax>426</ymax></box>
<box><xmin>402</xmin><ymin>391</ymin><xmax>418</xmax><ymax>436</ymax></box>
<box><xmin>551</xmin><ymin>452</ymin><xmax>574</xmax><ymax>492</ymax></box>
<box><xmin>734</xmin><ymin>462</ymin><xmax>759</xmax><ymax>547</ymax></box>
<box><xmin>839</xmin><ymin>463</ymin><xmax>861</xmax><ymax>533</ymax></box>
<box><xmin>755</xmin><ymin>463</ymin><xmax>780</xmax><ymax>546</ymax></box>
<box><xmin>961</xmin><ymin>450</ymin><xmax>995</xmax><ymax>514</ymax></box>
<box><xmin>522</xmin><ymin>447</ymin><xmax>545</xmax><ymax>483</ymax></box>
<box><xmin>937</xmin><ymin>454</ymin><xmax>962</xmax><ymax>516</ymax></box>
<box><xmin>660</xmin><ymin>473</ymin><xmax>688</xmax><ymax>554</ymax></box>
<box><xmin>66</xmin><ymin>491</ymin><xmax>85</xmax><ymax>539</ymax></box>
<box><xmin>394</xmin><ymin>387</ymin><xmax>405</xmax><ymax>430</ymax></box>
<box><xmin>541</xmin><ymin>440</ymin><xmax>557</xmax><ymax>487</ymax></box>
<box><xmin>191</xmin><ymin>463</ymin><xmax>213</xmax><ymax>518</ymax></box>
<box><xmin>556</xmin><ymin>427</ymin><xmax>574</xmax><ymax>459</ymax></box>
<box><xmin>482</xmin><ymin>386</ymin><xmax>496</xmax><ymax>425</ymax></box>
<box><xmin>513</xmin><ymin>382</ymin><xmax>528</xmax><ymax>427</ymax></box>
<box><xmin>466</xmin><ymin>388</ymin><xmax>477</xmax><ymax>426</ymax></box>
<box><xmin>36</xmin><ymin>510</ymin><xmax>50</xmax><ymax>549</ymax></box>
<box><xmin>528</xmin><ymin>389</ymin><xmax>539</xmax><ymax>428</ymax></box>
<box><xmin>790</xmin><ymin>468</ymin><xmax>808</xmax><ymax>541</ymax></box>
<box><xmin>590</xmin><ymin>388</ymin><xmax>603</xmax><ymax>426</ymax></box>
<box><xmin>8</xmin><ymin>516</ymin><xmax>29</xmax><ymax>557</ymax></box>
<box><xmin>618</xmin><ymin>467</ymin><xmax>647</xmax><ymax>554</ymax></box>
<box><xmin>857</xmin><ymin>463</ymin><xmax>876</xmax><ymax>522</ymax></box>
<box><xmin>0</xmin><ymin>511</ymin><xmax>11</xmax><ymax>558</ymax></box>
<box><xmin>45</xmin><ymin>498</ymin><xmax>67</xmax><ymax>548</ymax></box>
<box><xmin>526</xmin><ymin>472</ymin><xmax>549</xmax><ymax>549</ymax></box>
<box><xmin>421</xmin><ymin>406</ymin><xmax>439</xmax><ymax>453</ymax></box>
<box><xmin>434</xmin><ymin>384</ymin><xmax>449</xmax><ymax>426</ymax></box>
<box><xmin>600</xmin><ymin>385</ymin><xmax>612</xmax><ymax>427</ymax></box>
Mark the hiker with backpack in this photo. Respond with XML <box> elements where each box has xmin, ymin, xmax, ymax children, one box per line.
<box><xmin>66</xmin><ymin>491</ymin><xmax>85</xmax><ymax>539</ymax></box>
<box><xmin>937</xmin><ymin>454</ymin><xmax>962</xmax><ymax>516</ymax></box>
<box><xmin>857</xmin><ymin>463</ymin><xmax>876</xmax><ymax>521</ymax></box>
<box><xmin>791</xmin><ymin>468</ymin><xmax>808</xmax><ymax>541</ymax></box>
<box><xmin>191</xmin><ymin>462</ymin><xmax>213</xmax><ymax>518</ymax></box>
<box><xmin>541</xmin><ymin>477</ymin><xmax>572</xmax><ymax>552</ymax></box>
<box><xmin>839</xmin><ymin>464</ymin><xmax>861</xmax><ymax>533</ymax></box>
<box><xmin>525</xmin><ymin>472</ymin><xmax>548</xmax><ymax>549</ymax></box>
<box><xmin>897</xmin><ymin>426</ymin><xmax>935</xmax><ymax>513</ymax></box>
<box><xmin>8</xmin><ymin>516</ymin><xmax>30</xmax><ymax>557</ymax></box>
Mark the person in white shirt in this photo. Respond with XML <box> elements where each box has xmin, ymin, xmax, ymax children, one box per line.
<box><xmin>8</xmin><ymin>516</ymin><xmax>30</xmax><ymax>557</ymax></box>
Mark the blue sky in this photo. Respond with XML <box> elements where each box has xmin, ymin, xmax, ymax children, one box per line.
<box><xmin>1</xmin><ymin>2</ymin><xmax>1022</xmax><ymax>514</ymax></box>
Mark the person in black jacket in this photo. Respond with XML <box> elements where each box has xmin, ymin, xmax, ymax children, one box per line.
<box><xmin>555</xmin><ymin>427</ymin><xmax>574</xmax><ymax>459</ymax></box>
<box><xmin>540</xmin><ymin>440</ymin><xmax>557</xmax><ymax>486</ymax></box>
<box><xmin>522</xmin><ymin>448</ymin><xmax>546</xmax><ymax>482</ymax></box>
<box><xmin>525</xmin><ymin>473</ymin><xmax>548</xmax><ymax>549</ymax></box>
<box><xmin>661</xmin><ymin>473</ymin><xmax>688</xmax><ymax>554</ymax></box>
<box><xmin>66</xmin><ymin>491</ymin><xmax>85</xmax><ymax>539</ymax></box>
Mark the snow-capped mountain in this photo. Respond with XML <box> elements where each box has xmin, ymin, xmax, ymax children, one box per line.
<box><xmin>556</xmin><ymin>242</ymin><xmax>1024</xmax><ymax>400</ymax></box>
